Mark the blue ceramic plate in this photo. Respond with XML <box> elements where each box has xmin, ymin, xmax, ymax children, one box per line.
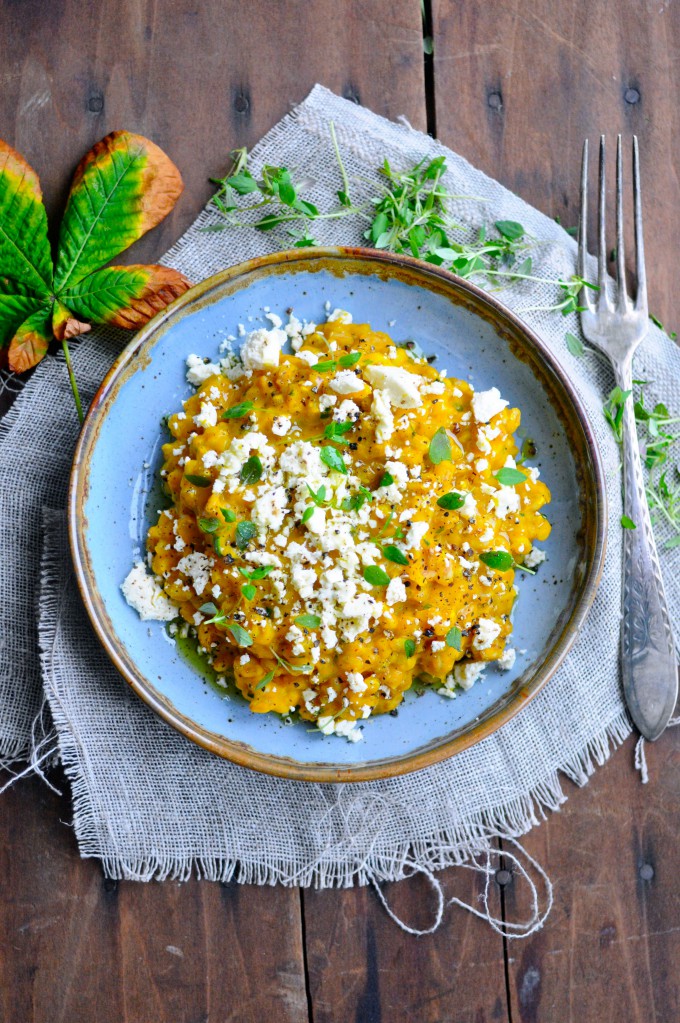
<box><xmin>69</xmin><ymin>248</ymin><xmax>606</xmax><ymax>782</ymax></box>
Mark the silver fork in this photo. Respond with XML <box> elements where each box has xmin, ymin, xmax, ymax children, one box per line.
<box><xmin>578</xmin><ymin>135</ymin><xmax>677</xmax><ymax>741</ymax></box>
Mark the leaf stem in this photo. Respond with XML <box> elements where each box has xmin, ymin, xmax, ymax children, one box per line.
<box><xmin>61</xmin><ymin>338</ymin><xmax>84</xmax><ymax>424</ymax></box>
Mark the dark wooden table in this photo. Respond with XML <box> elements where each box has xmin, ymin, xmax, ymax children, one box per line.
<box><xmin>1</xmin><ymin>3</ymin><xmax>679</xmax><ymax>1020</ymax></box>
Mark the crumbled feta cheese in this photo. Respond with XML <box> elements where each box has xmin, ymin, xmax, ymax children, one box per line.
<box><xmin>272</xmin><ymin>416</ymin><xmax>292</xmax><ymax>436</ymax></box>
<box><xmin>471</xmin><ymin>386</ymin><xmax>509</xmax><ymax>423</ymax></box>
<box><xmin>319</xmin><ymin>394</ymin><xmax>337</xmax><ymax>411</ymax></box>
<box><xmin>404</xmin><ymin>521</ymin><xmax>429</xmax><ymax>550</ymax></box>
<box><xmin>265</xmin><ymin>311</ymin><xmax>282</xmax><ymax>329</ymax></box>
<box><xmin>329</xmin><ymin>370</ymin><xmax>364</xmax><ymax>394</ymax></box>
<box><xmin>296</xmin><ymin>349</ymin><xmax>319</xmax><ymax>366</ymax></box>
<box><xmin>473</xmin><ymin>617</ymin><xmax>501</xmax><ymax>650</ymax></box>
<box><xmin>421</xmin><ymin>380</ymin><xmax>446</xmax><ymax>395</ymax></box>
<box><xmin>304</xmin><ymin>506</ymin><xmax>326</xmax><ymax>535</ymax></box>
<box><xmin>493</xmin><ymin>486</ymin><xmax>521</xmax><ymax>519</ymax></box>
<box><xmin>333</xmin><ymin>399</ymin><xmax>361</xmax><ymax>422</ymax></box>
<box><xmin>524</xmin><ymin>545</ymin><xmax>546</xmax><ymax>568</ymax></box>
<box><xmin>252</xmin><ymin>486</ymin><xmax>288</xmax><ymax>532</ymax></box>
<box><xmin>176</xmin><ymin>552</ymin><xmax>213</xmax><ymax>595</ymax></box>
<box><xmin>202</xmin><ymin>450</ymin><xmax>220</xmax><ymax>468</ymax></box>
<box><xmin>326</xmin><ymin>308</ymin><xmax>353</xmax><ymax>323</ymax></box>
<box><xmin>497</xmin><ymin>646</ymin><xmax>516</xmax><ymax>670</ymax></box>
<box><xmin>458</xmin><ymin>493</ymin><xmax>478</xmax><ymax>520</ymax></box>
<box><xmin>240</xmin><ymin>326</ymin><xmax>286</xmax><ymax>370</ymax></box>
<box><xmin>453</xmin><ymin>661</ymin><xmax>486</xmax><ymax>690</ymax></box>
<box><xmin>385</xmin><ymin>576</ymin><xmax>407</xmax><ymax>605</ymax></box>
<box><xmin>121</xmin><ymin>562</ymin><xmax>177</xmax><ymax>621</ymax></box>
<box><xmin>186</xmin><ymin>354</ymin><xmax>221</xmax><ymax>387</ymax></box>
<box><xmin>193</xmin><ymin>401</ymin><xmax>218</xmax><ymax>429</ymax></box>
<box><xmin>364</xmin><ymin>365</ymin><xmax>424</xmax><ymax>408</ymax></box>
<box><xmin>371</xmin><ymin>388</ymin><xmax>394</xmax><ymax>443</ymax></box>
<box><xmin>347</xmin><ymin>671</ymin><xmax>367</xmax><ymax>693</ymax></box>
<box><xmin>475</xmin><ymin>458</ymin><xmax>489</xmax><ymax>473</ymax></box>
<box><xmin>334</xmin><ymin>718</ymin><xmax>363</xmax><ymax>742</ymax></box>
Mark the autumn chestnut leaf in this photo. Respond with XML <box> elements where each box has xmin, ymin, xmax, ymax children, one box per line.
<box><xmin>0</xmin><ymin>132</ymin><xmax>191</xmax><ymax>420</ymax></box>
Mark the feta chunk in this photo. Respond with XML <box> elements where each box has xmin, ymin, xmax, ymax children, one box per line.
<box><xmin>121</xmin><ymin>562</ymin><xmax>177</xmax><ymax>621</ymax></box>
<box><xmin>524</xmin><ymin>545</ymin><xmax>546</xmax><ymax>568</ymax></box>
<box><xmin>497</xmin><ymin>646</ymin><xmax>516</xmax><ymax>670</ymax></box>
<box><xmin>252</xmin><ymin>486</ymin><xmax>288</xmax><ymax>532</ymax></box>
<box><xmin>452</xmin><ymin>661</ymin><xmax>486</xmax><ymax>690</ymax></box>
<box><xmin>364</xmin><ymin>365</ymin><xmax>424</xmax><ymax>409</ymax></box>
<box><xmin>326</xmin><ymin>308</ymin><xmax>353</xmax><ymax>323</ymax></box>
<box><xmin>385</xmin><ymin>576</ymin><xmax>407</xmax><ymax>605</ymax></box>
<box><xmin>240</xmin><ymin>326</ymin><xmax>286</xmax><ymax>370</ymax></box>
<box><xmin>473</xmin><ymin>617</ymin><xmax>501</xmax><ymax>650</ymax></box>
<box><xmin>176</xmin><ymin>552</ymin><xmax>213</xmax><ymax>596</ymax></box>
<box><xmin>471</xmin><ymin>387</ymin><xmax>509</xmax><ymax>423</ymax></box>
<box><xmin>371</xmin><ymin>388</ymin><xmax>394</xmax><ymax>443</ymax></box>
<box><xmin>329</xmin><ymin>370</ymin><xmax>365</xmax><ymax>394</ymax></box>
<box><xmin>186</xmin><ymin>354</ymin><xmax>221</xmax><ymax>387</ymax></box>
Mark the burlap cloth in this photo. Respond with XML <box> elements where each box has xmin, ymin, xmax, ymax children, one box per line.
<box><xmin>1</xmin><ymin>88</ymin><xmax>678</xmax><ymax>916</ymax></box>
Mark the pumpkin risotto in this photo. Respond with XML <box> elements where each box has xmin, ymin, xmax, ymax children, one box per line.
<box><xmin>123</xmin><ymin>309</ymin><xmax>551</xmax><ymax>743</ymax></box>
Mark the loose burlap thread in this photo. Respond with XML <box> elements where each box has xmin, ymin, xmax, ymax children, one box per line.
<box><xmin>1</xmin><ymin>87</ymin><xmax>679</xmax><ymax>932</ymax></box>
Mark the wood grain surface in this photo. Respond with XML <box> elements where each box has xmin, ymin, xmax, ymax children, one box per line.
<box><xmin>1</xmin><ymin>1</ymin><xmax>679</xmax><ymax>1021</ymax></box>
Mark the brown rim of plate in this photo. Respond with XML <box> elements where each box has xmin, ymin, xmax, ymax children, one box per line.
<box><xmin>69</xmin><ymin>246</ymin><xmax>608</xmax><ymax>783</ymax></box>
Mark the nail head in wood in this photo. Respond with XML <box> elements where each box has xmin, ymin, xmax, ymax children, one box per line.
<box><xmin>639</xmin><ymin>863</ymin><xmax>654</xmax><ymax>881</ymax></box>
<box><xmin>88</xmin><ymin>93</ymin><xmax>104</xmax><ymax>113</ymax></box>
<box><xmin>624</xmin><ymin>88</ymin><xmax>640</xmax><ymax>105</ymax></box>
<box><xmin>495</xmin><ymin>868</ymin><xmax>512</xmax><ymax>887</ymax></box>
<box><xmin>487</xmin><ymin>91</ymin><xmax>502</xmax><ymax>112</ymax></box>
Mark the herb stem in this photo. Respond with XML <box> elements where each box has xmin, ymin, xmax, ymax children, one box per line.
<box><xmin>61</xmin><ymin>338</ymin><xmax>84</xmax><ymax>425</ymax></box>
<box><xmin>330</xmin><ymin>121</ymin><xmax>350</xmax><ymax>200</ymax></box>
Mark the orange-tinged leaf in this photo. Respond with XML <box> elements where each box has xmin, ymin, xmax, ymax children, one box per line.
<box><xmin>53</xmin><ymin>132</ymin><xmax>184</xmax><ymax>292</ymax></box>
<box><xmin>52</xmin><ymin>300</ymin><xmax>91</xmax><ymax>341</ymax></box>
<box><xmin>0</xmin><ymin>140</ymin><xmax>53</xmax><ymax>295</ymax></box>
<box><xmin>7</xmin><ymin>305</ymin><xmax>52</xmax><ymax>372</ymax></box>
<box><xmin>62</xmin><ymin>264</ymin><xmax>191</xmax><ymax>329</ymax></box>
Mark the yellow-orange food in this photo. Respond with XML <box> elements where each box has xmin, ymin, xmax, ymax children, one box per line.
<box><xmin>146</xmin><ymin>316</ymin><xmax>551</xmax><ymax>740</ymax></box>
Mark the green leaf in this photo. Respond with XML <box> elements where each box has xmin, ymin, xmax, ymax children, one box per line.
<box><xmin>445</xmin><ymin>626</ymin><xmax>462</xmax><ymax>651</ymax></box>
<box><xmin>621</xmin><ymin>515</ymin><xmax>636</xmax><ymax>530</ymax></box>
<box><xmin>339</xmin><ymin>351</ymin><xmax>361</xmax><ymax>367</ymax></box>
<box><xmin>0</xmin><ymin>141</ymin><xmax>53</xmax><ymax>295</ymax></box>
<box><xmin>235</xmin><ymin>520</ymin><xmax>258</xmax><ymax>549</ymax></box>
<box><xmin>363</xmin><ymin>565</ymin><xmax>391</xmax><ymax>586</ymax></box>
<box><xmin>199</xmin><ymin>602</ymin><xmax>219</xmax><ymax>615</ymax></box>
<box><xmin>495</xmin><ymin>220</ymin><xmax>524</xmax><ymax>241</ymax></box>
<box><xmin>323</xmin><ymin>420</ymin><xmax>354</xmax><ymax>443</ymax></box>
<box><xmin>312</xmin><ymin>359</ymin><xmax>337</xmax><ymax>372</ymax></box>
<box><xmin>60</xmin><ymin>264</ymin><xmax>190</xmax><ymax>328</ymax></box>
<box><xmin>198</xmin><ymin>517</ymin><xmax>221</xmax><ymax>533</ymax></box>
<box><xmin>240</xmin><ymin>454</ymin><xmax>263</xmax><ymax>485</ymax></box>
<box><xmin>370</xmin><ymin>212</ymin><xmax>389</xmax><ymax>244</ymax></box>
<box><xmin>320</xmin><ymin>445</ymin><xmax>347</xmax><ymax>474</ymax></box>
<box><xmin>227</xmin><ymin>623</ymin><xmax>253</xmax><ymax>647</ymax></box>
<box><xmin>378</xmin><ymin>472</ymin><xmax>394</xmax><ymax>488</ymax></box>
<box><xmin>241</xmin><ymin>583</ymin><xmax>257</xmax><ymax>600</ymax></box>
<box><xmin>0</xmin><ymin>287</ymin><xmax>44</xmax><ymax>352</ymax></box>
<box><xmin>239</xmin><ymin>565</ymin><xmax>274</xmax><ymax>581</ymax></box>
<box><xmin>565</xmin><ymin>331</ymin><xmax>585</xmax><ymax>357</ymax></box>
<box><xmin>383</xmin><ymin>545</ymin><xmax>409</xmax><ymax>565</ymax></box>
<box><xmin>494</xmin><ymin>467</ymin><xmax>527</xmax><ymax>486</ymax></box>
<box><xmin>185</xmin><ymin>474</ymin><xmax>211</xmax><ymax>487</ymax></box>
<box><xmin>404</xmin><ymin>638</ymin><xmax>416</xmax><ymax>658</ymax></box>
<box><xmin>295</xmin><ymin>614</ymin><xmax>321</xmax><ymax>629</ymax></box>
<box><xmin>54</xmin><ymin>131</ymin><xmax>184</xmax><ymax>291</ymax></box>
<box><xmin>221</xmin><ymin>508</ymin><xmax>237</xmax><ymax>522</ymax></box>
<box><xmin>306</xmin><ymin>483</ymin><xmax>327</xmax><ymax>505</ymax></box>
<box><xmin>301</xmin><ymin>507</ymin><xmax>315</xmax><ymax>523</ymax></box>
<box><xmin>437</xmin><ymin>491</ymin><xmax>466</xmax><ymax>510</ymax></box>
<box><xmin>222</xmin><ymin>401</ymin><xmax>255</xmax><ymax>419</ymax></box>
<box><xmin>227</xmin><ymin>172</ymin><xmax>259</xmax><ymax>195</ymax></box>
<box><xmin>429</xmin><ymin>427</ymin><xmax>452</xmax><ymax>464</ymax></box>
<box><xmin>6</xmin><ymin>304</ymin><xmax>52</xmax><ymax>373</ymax></box>
<box><xmin>480</xmin><ymin>551</ymin><xmax>515</xmax><ymax>572</ymax></box>
<box><xmin>255</xmin><ymin>670</ymin><xmax>275</xmax><ymax>691</ymax></box>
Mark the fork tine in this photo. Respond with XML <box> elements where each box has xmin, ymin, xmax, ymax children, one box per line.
<box><xmin>615</xmin><ymin>135</ymin><xmax>629</xmax><ymax>311</ymax></box>
<box><xmin>597</xmin><ymin>135</ymin><xmax>611</xmax><ymax>311</ymax></box>
<box><xmin>577</xmin><ymin>140</ymin><xmax>595</xmax><ymax>312</ymax></box>
<box><xmin>632</xmin><ymin>135</ymin><xmax>648</xmax><ymax>314</ymax></box>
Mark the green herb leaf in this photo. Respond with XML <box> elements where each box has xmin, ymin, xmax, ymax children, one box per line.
<box><xmin>494</xmin><ymin>466</ymin><xmax>527</xmax><ymax>486</ymax></box>
<box><xmin>255</xmin><ymin>670</ymin><xmax>275</xmax><ymax>691</ymax></box>
<box><xmin>429</xmin><ymin>427</ymin><xmax>452</xmax><ymax>464</ymax></box>
<box><xmin>269</xmin><ymin>646</ymin><xmax>313</xmax><ymax>675</ymax></box>
<box><xmin>241</xmin><ymin>583</ymin><xmax>257</xmax><ymax>600</ymax></box>
<box><xmin>295</xmin><ymin>614</ymin><xmax>321</xmax><ymax>629</ymax></box>
<box><xmin>495</xmin><ymin>220</ymin><xmax>525</xmax><ymax>241</ymax></box>
<box><xmin>320</xmin><ymin>445</ymin><xmax>347</xmax><ymax>474</ymax></box>
<box><xmin>445</xmin><ymin>626</ymin><xmax>462</xmax><ymax>651</ymax></box>
<box><xmin>363</xmin><ymin>565</ymin><xmax>391</xmax><ymax>586</ymax></box>
<box><xmin>199</xmin><ymin>602</ymin><xmax>219</xmax><ymax>616</ymax></box>
<box><xmin>198</xmin><ymin>517</ymin><xmax>221</xmax><ymax>533</ymax></box>
<box><xmin>186</xmin><ymin>474</ymin><xmax>211</xmax><ymax>487</ymax></box>
<box><xmin>339</xmin><ymin>351</ymin><xmax>361</xmax><ymax>367</ymax></box>
<box><xmin>565</xmin><ymin>331</ymin><xmax>585</xmax><ymax>357</ymax></box>
<box><xmin>235</xmin><ymin>520</ymin><xmax>258</xmax><ymax>549</ymax></box>
<box><xmin>226</xmin><ymin>171</ymin><xmax>260</xmax><ymax>195</ymax></box>
<box><xmin>238</xmin><ymin>565</ymin><xmax>275</xmax><ymax>581</ymax></box>
<box><xmin>306</xmin><ymin>483</ymin><xmax>327</xmax><ymax>505</ymax></box>
<box><xmin>437</xmin><ymin>491</ymin><xmax>466</xmax><ymax>509</ymax></box>
<box><xmin>227</xmin><ymin>623</ymin><xmax>253</xmax><ymax>647</ymax></box>
<box><xmin>301</xmin><ymin>507</ymin><xmax>315</xmax><ymax>523</ymax></box>
<box><xmin>383</xmin><ymin>545</ymin><xmax>409</xmax><ymax>565</ymax></box>
<box><xmin>239</xmin><ymin>454</ymin><xmax>263</xmax><ymax>485</ymax></box>
<box><xmin>222</xmin><ymin>401</ymin><xmax>254</xmax><ymax>419</ymax></box>
<box><xmin>621</xmin><ymin>515</ymin><xmax>636</xmax><ymax>530</ymax></box>
<box><xmin>479</xmin><ymin>550</ymin><xmax>515</xmax><ymax>572</ymax></box>
<box><xmin>312</xmin><ymin>359</ymin><xmax>337</xmax><ymax>373</ymax></box>
<box><xmin>404</xmin><ymin>638</ymin><xmax>416</xmax><ymax>658</ymax></box>
<box><xmin>378</xmin><ymin>472</ymin><xmax>394</xmax><ymax>488</ymax></box>
<box><xmin>221</xmin><ymin>508</ymin><xmax>237</xmax><ymax>522</ymax></box>
<box><xmin>323</xmin><ymin>420</ymin><xmax>354</xmax><ymax>443</ymax></box>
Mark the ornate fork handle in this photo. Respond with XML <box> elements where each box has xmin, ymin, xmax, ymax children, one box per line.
<box><xmin>617</xmin><ymin>362</ymin><xmax>678</xmax><ymax>740</ymax></box>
